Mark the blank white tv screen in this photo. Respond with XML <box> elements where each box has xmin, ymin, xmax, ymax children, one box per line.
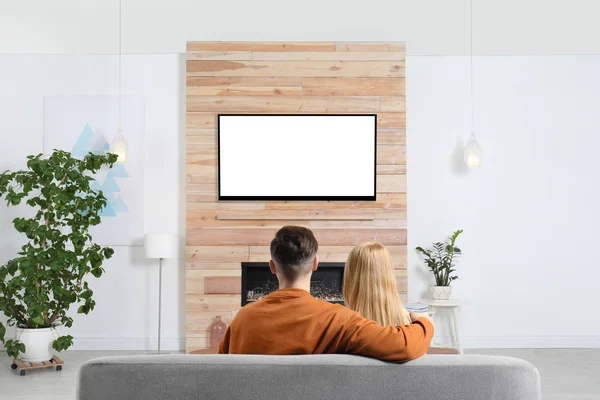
<box><xmin>218</xmin><ymin>114</ymin><xmax>376</xmax><ymax>200</ymax></box>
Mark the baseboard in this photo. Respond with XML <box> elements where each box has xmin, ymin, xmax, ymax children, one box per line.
<box><xmin>70</xmin><ymin>337</ymin><xmax>185</xmax><ymax>351</ymax></box>
<box><xmin>455</xmin><ymin>335</ymin><xmax>600</xmax><ymax>349</ymax></box>
<box><xmin>65</xmin><ymin>335</ymin><xmax>600</xmax><ymax>351</ymax></box>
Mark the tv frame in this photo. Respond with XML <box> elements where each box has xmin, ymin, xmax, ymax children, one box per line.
<box><xmin>217</xmin><ymin>113</ymin><xmax>377</xmax><ymax>201</ymax></box>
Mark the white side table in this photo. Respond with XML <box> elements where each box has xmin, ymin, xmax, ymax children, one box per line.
<box><xmin>419</xmin><ymin>298</ymin><xmax>468</xmax><ymax>354</ymax></box>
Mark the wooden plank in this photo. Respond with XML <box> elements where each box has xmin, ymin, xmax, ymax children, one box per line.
<box><xmin>187</xmin><ymin>131</ymin><xmax>216</xmax><ymax>140</ymax></box>
<box><xmin>302</xmin><ymin>77</ymin><xmax>404</xmax><ymax>96</ymax></box>
<box><xmin>187</xmin><ymin>42</ymin><xmax>337</xmax><ymax>52</ymax></box>
<box><xmin>187</xmin><ymin>193</ymin><xmax>217</xmax><ymax>203</ymax></box>
<box><xmin>377</xmin><ymin>175</ymin><xmax>407</xmax><ymax>193</ymax></box>
<box><xmin>185</xmin><ymin>334</ymin><xmax>210</xmax><ymax>351</ymax></box>
<box><xmin>187</xmin><ymin>203</ymin><xmax>266</xmax><ymax>211</ymax></box>
<box><xmin>380</xmin><ymin>96</ymin><xmax>407</xmax><ymax>112</ymax></box>
<box><xmin>189</xmin><ymin>219</ymin><xmax>312</xmax><ymax>229</ymax></box>
<box><xmin>377</xmin><ymin>128</ymin><xmax>406</xmax><ymax>145</ymax></box>
<box><xmin>187</xmin><ymin>228</ymin><xmax>407</xmax><ymax>246</ymax></box>
<box><xmin>188</xmin><ymin>110</ymin><xmax>394</xmax><ymax>124</ymax></box>
<box><xmin>336</xmin><ymin>42</ymin><xmax>405</xmax><ymax>52</ymax></box>
<box><xmin>265</xmin><ymin>193</ymin><xmax>407</xmax><ymax>210</ymax></box>
<box><xmin>188</xmin><ymin>86</ymin><xmax>302</xmax><ymax>96</ymax></box>
<box><xmin>251</xmin><ymin>245</ymin><xmax>405</xmax><ymax>255</ymax></box>
<box><xmin>186</xmin><ymin>310</ymin><xmax>233</xmax><ymax>332</ymax></box>
<box><xmin>186</xmin><ymin>246</ymin><xmax>249</xmax><ymax>262</ymax></box>
<box><xmin>248</xmin><ymin>250</ymin><xmax>406</xmax><ymax>264</ymax></box>
<box><xmin>187</xmin><ymin>130</ymin><xmax>217</xmax><ymax>144</ymax></box>
<box><xmin>309</xmin><ymin>219</ymin><xmax>406</xmax><ymax>229</ymax></box>
<box><xmin>214</xmin><ymin>215</ymin><xmax>374</xmax><ymax>221</ymax></box>
<box><xmin>186</xmin><ymin>164</ymin><xmax>216</xmax><ymax>175</ymax></box>
<box><xmin>187</xmin><ymin>184</ymin><xmax>217</xmax><ymax>194</ymax></box>
<box><xmin>376</xmin><ymin>164</ymin><xmax>406</xmax><ymax>175</ymax></box>
<box><xmin>309</xmin><ymin>209</ymin><xmax>405</xmax><ymax>219</ymax></box>
<box><xmin>187</xmin><ymin>77</ymin><xmax>303</xmax><ymax>87</ymax></box>
<box><xmin>186</xmin><ymin>294</ymin><xmax>241</xmax><ymax>311</ymax></box>
<box><xmin>248</xmin><ymin>245</ymin><xmax>407</xmax><ymax>264</ymax></box>
<box><xmin>204</xmin><ymin>276</ymin><xmax>241</xmax><ymax>294</ymax></box>
<box><xmin>189</xmin><ymin>269</ymin><xmax>241</xmax><ymax>277</ymax></box>
<box><xmin>186</xmin><ymin>61</ymin><xmax>405</xmax><ymax>77</ymax></box>
<box><xmin>215</xmin><ymin>219</ymin><xmax>398</xmax><ymax>229</ymax></box>
<box><xmin>378</xmin><ymin>145</ymin><xmax>406</xmax><ymax>165</ymax></box>
<box><xmin>187</xmin><ymin>51</ymin><xmax>252</xmax><ymax>61</ymax></box>
<box><xmin>187</xmin><ymin>262</ymin><xmax>241</xmax><ymax>270</ymax></box>
<box><xmin>186</xmin><ymin>275</ymin><xmax>205</xmax><ymax>294</ymax></box>
<box><xmin>377</xmin><ymin>113</ymin><xmax>406</xmax><ymax>128</ymax></box>
<box><xmin>187</xmin><ymin>113</ymin><xmax>217</xmax><ymax>129</ymax></box>
<box><xmin>187</xmin><ymin>95</ymin><xmax>380</xmax><ymax>112</ymax></box>
<box><xmin>252</xmin><ymin>52</ymin><xmax>405</xmax><ymax>61</ymax></box>
<box><xmin>186</xmin><ymin>156</ymin><xmax>216</xmax><ymax>170</ymax></box>
<box><xmin>188</xmin><ymin>209</ymin><xmax>309</xmax><ymax>219</ymax></box>
<box><xmin>187</xmin><ymin>174</ymin><xmax>217</xmax><ymax>184</ymax></box>
<box><xmin>186</xmin><ymin>144</ymin><xmax>216</xmax><ymax>156</ymax></box>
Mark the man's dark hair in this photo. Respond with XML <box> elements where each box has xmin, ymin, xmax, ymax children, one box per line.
<box><xmin>270</xmin><ymin>226</ymin><xmax>318</xmax><ymax>280</ymax></box>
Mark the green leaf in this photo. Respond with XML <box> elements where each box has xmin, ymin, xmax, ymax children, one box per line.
<box><xmin>91</xmin><ymin>268</ymin><xmax>103</xmax><ymax>278</ymax></box>
<box><xmin>31</xmin><ymin>315</ymin><xmax>46</xmax><ymax>326</ymax></box>
<box><xmin>52</xmin><ymin>335</ymin><xmax>74</xmax><ymax>352</ymax></box>
<box><xmin>102</xmin><ymin>247</ymin><xmax>115</xmax><ymax>259</ymax></box>
<box><xmin>5</xmin><ymin>340</ymin><xmax>26</xmax><ymax>359</ymax></box>
<box><xmin>0</xmin><ymin>323</ymin><xmax>5</xmax><ymax>343</ymax></box>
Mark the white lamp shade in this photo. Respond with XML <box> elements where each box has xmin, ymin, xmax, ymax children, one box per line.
<box><xmin>110</xmin><ymin>130</ymin><xmax>129</xmax><ymax>163</ymax></box>
<box><xmin>464</xmin><ymin>133</ymin><xmax>483</xmax><ymax>168</ymax></box>
<box><xmin>144</xmin><ymin>233</ymin><xmax>178</xmax><ymax>259</ymax></box>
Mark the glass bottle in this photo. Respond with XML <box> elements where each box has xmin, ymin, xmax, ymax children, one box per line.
<box><xmin>209</xmin><ymin>316</ymin><xmax>227</xmax><ymax>349</ymax></box>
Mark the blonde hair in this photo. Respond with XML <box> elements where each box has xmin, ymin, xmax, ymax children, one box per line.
<box><xmin>343</xmin><ymin>242</ymin><xmax>411</xmax><ymax>326</ymax></box>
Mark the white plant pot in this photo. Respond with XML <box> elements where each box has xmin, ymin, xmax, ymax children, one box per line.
<box><xmin>15</xmin><ymin>327</ymin><xmax>58</xmax><ymax>362</ymax></box>
<box><xmin>430</xmin><ymin>286</ymin><xmax>452</xmax><ymax>300</ymax></box>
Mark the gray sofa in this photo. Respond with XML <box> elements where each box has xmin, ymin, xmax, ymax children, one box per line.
<box><xmin>78</xmin><ymin>354</ymin><xmax>541</xmax><ymax>400</ymax></box>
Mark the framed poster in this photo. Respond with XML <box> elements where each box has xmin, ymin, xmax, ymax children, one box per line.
<box><xmin>43</xmin><ymin>95</ymin><xmax>145</xmax><ymax>246</ymax></box>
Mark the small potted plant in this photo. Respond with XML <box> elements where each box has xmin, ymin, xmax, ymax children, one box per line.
<box><xmin>416</xmin><ymin>230</ymin><xmax>463</xmax><ymax>300</ymax></box>
<box><xmin>0</xmin><ymin>150</ymin><xmax>117</xmax><ymax>363</ymax></box>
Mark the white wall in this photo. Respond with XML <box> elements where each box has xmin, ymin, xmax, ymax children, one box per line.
<box><xmin>2</xmin><ymin>0</ymin><xmax>600</xmax><ymax>56</ymax></box>
<box><xmin>408</xmin><ymin>56</ymin><xmax>600</xmax><ymax>347</ymax></box>
<box><xmin>1</xmin><ymin>1</ymin><xmax>600</xmax><ymax>350</ymax></box>
<box><xmin>0</xmin><ymin>55</ymin><xmax>185</xmax><ymax>350</ymax></box>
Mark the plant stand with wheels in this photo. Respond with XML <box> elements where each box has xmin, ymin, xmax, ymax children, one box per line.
<box><xmin>11</xmin><ymin>355</ymin><xmax>64</xmax><ymax>376</ymax></box>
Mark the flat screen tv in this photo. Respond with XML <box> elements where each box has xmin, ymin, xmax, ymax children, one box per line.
<box><xmin>218</xmin><ymin>114</ymin><xmax>377</xmax><ymax>201</ymax></box>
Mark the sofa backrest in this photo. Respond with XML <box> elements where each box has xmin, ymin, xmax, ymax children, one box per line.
<box><xmin>78</xmin><ymin>354</ymin><xmax>541</xmax><ymax>400</ymax></box>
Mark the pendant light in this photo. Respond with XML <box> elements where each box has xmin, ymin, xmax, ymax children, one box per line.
<box><xmin>111</xmin><ymin>0</ymin><xmax>128</xmax><ymax>163</ymax></box>
<box><xmin>463</xmin><ymin>0</ymin><xmax>483</xmax><ymax>168</ymax></box>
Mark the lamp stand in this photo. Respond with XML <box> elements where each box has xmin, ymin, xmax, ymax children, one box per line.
<box><xmin>157</xmin><ymin>257</ymin><xmax>163</xmax><ymax>354</ymax></box>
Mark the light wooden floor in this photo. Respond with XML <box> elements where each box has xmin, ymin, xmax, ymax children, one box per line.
<box><xmin>1</xmin><ymin>349</ymin><xmax>599</xmax><ymax>399</ymax></box>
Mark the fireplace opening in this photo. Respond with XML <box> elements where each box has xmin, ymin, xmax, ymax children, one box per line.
<box><xmin>241</xmin><ymin>262</ymin><xmax>345</xmax><ymax>306</ymax></box>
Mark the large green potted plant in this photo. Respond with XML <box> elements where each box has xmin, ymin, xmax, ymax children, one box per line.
<box><xmin>0</xmin><ymin>150</ymin><xmax>117</xmax><ymax>362</ymax></box>
<box><xmin>416</xmin><ymin>230</ymin><xmax>463</xmax><ymax>300</ymax></box>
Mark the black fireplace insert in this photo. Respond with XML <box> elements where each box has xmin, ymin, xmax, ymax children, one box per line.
<box><xmin>241</xmin><ymin>262</ymin><xmax>345</xmax><ymax>306</ymax></box>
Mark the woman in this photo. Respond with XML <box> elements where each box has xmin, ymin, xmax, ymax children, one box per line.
<box><xmin>343</xmin><ymin>242</ymin><xmax>412</xmax><ymax>326</ymax></box>
<box><xmin>343</xmin><ymin>242</ymin><xmax>455</xmax><ymax>354</ymax></box>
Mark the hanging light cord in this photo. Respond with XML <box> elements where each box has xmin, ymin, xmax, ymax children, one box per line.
<box><xmin>469</xmin><ymin>0</ymin><xmax>474</xmax><ymax>135</ymax></box>
<box><xmin>118</xmin><ymin>0</ymin><xmax>122</xmax><ymax>132</ymax></box>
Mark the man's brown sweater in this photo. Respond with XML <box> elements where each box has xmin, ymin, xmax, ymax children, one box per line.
<box><xmin>218</xmin><ymin>288</ymin><xmax>434</xmax><ymax>362</ymax></box>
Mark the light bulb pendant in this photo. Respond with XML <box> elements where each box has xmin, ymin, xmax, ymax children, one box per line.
<box><xmin>110</xmin><ymin>129</ymin><xmax>128</xmax><ymax>163</ymax></box>
<box><xmin>464</xmin><ymin>132</ymin><xmax>482</xmax><ymax>168</ymax></box>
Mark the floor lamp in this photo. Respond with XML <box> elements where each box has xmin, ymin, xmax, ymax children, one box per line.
<box><xmin>144</xmin><ymin>233</ymin><xmax>178</xmax><ymax>353</ymax></box>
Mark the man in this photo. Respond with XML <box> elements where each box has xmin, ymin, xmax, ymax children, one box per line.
<box><xmin>218</xmin><ymin>226</ymin><xmax>434</xmax><ymax>362</ymax></box>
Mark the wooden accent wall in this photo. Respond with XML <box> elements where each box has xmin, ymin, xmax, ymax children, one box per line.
<box><xmin>186</xmin><ymin>42</ymin><xmax>406</xmax><ymax>353</ymax></box>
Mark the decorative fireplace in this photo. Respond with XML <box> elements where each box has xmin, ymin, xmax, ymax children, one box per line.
<box><xmin>241</xmin><ymin>262</ymin><xmax>345</xmax><ymax>306</ymax></box>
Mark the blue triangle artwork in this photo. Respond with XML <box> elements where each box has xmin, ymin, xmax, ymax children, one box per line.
<box><xmin>72</xmin><ymin>124</ymin><xmax>130</xmax><ymax>218</ymax></box>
